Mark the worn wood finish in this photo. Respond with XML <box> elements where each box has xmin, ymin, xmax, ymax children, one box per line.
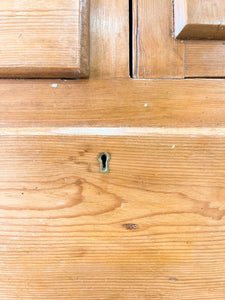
<box><xmin>132</xmin><ymin>0</ymin><xmax>184</xmax><ymax>79</ymax></box>
<box><xmin>90</xmin><ymin>0</ymin><xmax>129</xmax><ymax>78</ymax></box>
<box><xmin>0</xmin><ymin>132</ymin><xmax>224</xmax><ymax>299</ymax></box>
<box><xmin>0</xmin><ymin>79</ymin><xmax>225</xmax><ymax>127</ymax></box>
<box><xmin>174</xmin><ymin>0</ymin><xmax>225</xmax><ymax>40</ymax></box>
<box><xmin>0</xmin><ymin>0</ymin><xmax>89</xmax><ymax>78</ymax></box>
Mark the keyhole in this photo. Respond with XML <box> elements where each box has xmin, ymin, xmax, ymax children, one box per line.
<box><xmin>101</xmin><ymin>154</ymin><xmax>107</xmax><ymax>169</ymax></box>
<box><xmin>98</xmin><ymin>152</ymin><xmax>111</xmax><ymax>173</ymax></box>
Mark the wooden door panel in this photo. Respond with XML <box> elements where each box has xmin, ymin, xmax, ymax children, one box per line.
<box><xmin>132</xmin><ymin>0</ymin><xmax>225</xmax><ymax>78</ymax></box>
<box><xmin>0</xmin><ymin>133</ymin><xmax>224</xmax><ymax>299</ymax></box>
<box><xmin>0</xmin><ymin>79</ymin><xmax>224</xmax><ymax>298</ymax></box>
<box><xmin>90</xmin><ymin>0</ymin><xmax>129</xmax><ymax>78</ymax></box>
<box><xmin>0</xmin><ymin>79</ymin><xmax>224</xmax><ymax>128</ymax></box>
<box><xmin>174</xmin><ymin>0</ymin><xmax>225</xmax><ymax>39</ymax></box>
<box><xmin>185</xmin><ymin>40</ymin><xmax>225</xmax><ymax>77</ymax></box>
<box><xmin>132</xmin><ymin>0</ymin><xmax>184</xmax><ymax>79</ymax></box>
<box><xmin>0</xmin><ymin>0</ymin><xmax>89</xmax><ymax>78</ymax></box>
<box><xmin>0</xmin><ymin>0</ymin><xmax>224</xmax><ymax>297</ymax></box>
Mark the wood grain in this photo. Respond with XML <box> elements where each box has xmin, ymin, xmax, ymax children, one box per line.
<box><xmin>90</xmin><ymin>0</ymin><xmax>129</xmax><ymax>78</ymax></box>
<box><xmin>132</xmin><ymin>0</ymin><xmax>184</xmax><ymax>78</ymax></box>
<box><xmin>185</xmin><ymin>40</ymin><xmax>225</xmax><ymax>77</ymax></box>
<box><xmin>132</xmin><ymin>0</ymin><xmax>225</xmax><ymax>78</ymax></box>
<box><xmin>1</xmin><ymin>0</ymin><xmax>225</xmax><ymax>298</ymax></box>
<box><xmin>0</xmin><ymin>79</ymin><xmax>224</xmax><ymax>127</ymax></box>
<box><xmin>174</xmin><ymin>0</ymin><xmax>225</xmax><ymax>39</ymax></box>
<box><xmin>181</xmin><ymin>0</ymin><xmax>225</xmax><ymax>77</ymax></box>
<box><xmin>0</xmin><ymin>133</ymin><xmax>224</xmax><ymax>299</ymax></box>
<box><xmin>0</xmin><ymin>0</ymin><xmax>89</xmax><ymax>78</ymax></box>
<box><xmin>1</xmin><ymin>78</ymin><xmax>225</xmax><ymax>298</ymax></box>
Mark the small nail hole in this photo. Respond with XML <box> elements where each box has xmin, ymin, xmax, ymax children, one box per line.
<box><xmin>98</xmin><ymin>152</ymin><xmax>111</xmax><ymax>173</ymax></box>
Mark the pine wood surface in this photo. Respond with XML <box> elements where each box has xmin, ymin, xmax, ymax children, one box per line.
<box><xmin>0</xmin><ymin>79</ymin><xmax>224</xmax><ymax>127</ymax></box>
<box><xmin>185</xmin><ymin>41</ymin><xmax>225</xmax><ymax>77</ymax></box>
<box><xmin>174</xmin><ymin>0</ymin><xmax>225</xmax><ymax>39</ymax></box>
<box><xmin>132</xmin><ymin>0</ymin><xmax>225</xmax><ymax>78</ymax></box>
<box><xmin>0</xmin><ymin>79</ymin><xmax>224</xmax><ymax>298</ymax></box>
<box><xmin>0</xmin><ymin>0</ymin><xmax>89</xmax><ymax>78</ymax></box>
<box><xmin>90</xmin><ymin>0</ymin><xmax>129</xmax><ymax>78</ymax></box>
<box><xmin>132</xmin><ymin>0</ymin><xmax>184</xmax><ymax>78</ymax></box>
<box><xmin>0</xmin><ymin>0</ymin><xmax>224</xmax><ymax>297</ymax></box>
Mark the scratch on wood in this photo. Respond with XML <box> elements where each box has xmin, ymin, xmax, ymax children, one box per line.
<box><xmin>171</xmin><ymin>0</ymin><xmax>175</xmax><ymax>35</ymax></box>
<box><xmin>135</xmin><ymin>0</ymin><xmax>152</xmax><ymax>78</ymax></box>
<box><xmin>139</xmin><ymin>33</ymin><xmax>146</xmax><ymax>78</ymax></box>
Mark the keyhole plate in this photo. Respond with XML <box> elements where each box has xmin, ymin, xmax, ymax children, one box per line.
<box><xmin>98</xmin><ymin>152</ymin><xmax>111</xmax><ymax>173</ymax></box>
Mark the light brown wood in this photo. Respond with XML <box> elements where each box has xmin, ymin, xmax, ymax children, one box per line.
<box><xmin>174</xmin><ymin>0</ymin><xmax>225</xmax><ymax>40</ymax></box>
<box><xmin>0</xmin><ymin>79</ymin><xmax>225</xmax><ymax>127</ymax></box>
<box><xmin>0</xmin><ymin>131</ymin><xmax>224</xmax><ymax>299</ymax></box>
<box><xmin>0</xmin><ymin>0</ymin><xmax>89</xmax><ymax>78</ymax></box>
<box><xmin>132</xmin><ymin>0</ymin><xmax>225</xmax><ymax>78</ymax></box>
<box><xmin>0</xmin><ymin>0</ymin><xmax>224</xmax><ymax>297</ymax></box>
<box><xmin>0</xmin><ymin>79</ymin><xmax>225</xmax><ymax>298</ymax></box>
<box><xmin>185</xmin><ymin>40</ymin><xmax>225</xmax><ymax>77</ymax></box>
<box><xmin>132</xmin><ymin>0</ymin><xmax>184</xmax><ymax>78</ymax></box>
<box><xmin>90</xmin><ymin>0</ymin><xmax>129</xmax><ymax>78</ymax></box>
<box><xmin>178</xmin><ymin>0</ymin><xmax>225</xmax><ymax>77</ymax></box>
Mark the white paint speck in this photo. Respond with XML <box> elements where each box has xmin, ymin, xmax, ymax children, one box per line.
<box><xmin>51</xmin><ymin>83</ymin><xmax>58</xmax><ymax>88</ymax></box>
<box><xmin>172</xmin><ymin>145</ymin><xmax>175</xmax><ymax>149</ymax></box>
<box><xmin>0</xmin><ymin>245</ymin><xmax>7</xmax><ymax>251</ymax></box>
<box><xmin>144</xmin><ymin>103</ymin><xmax>148</xmax><ymax>107</ymax></box>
